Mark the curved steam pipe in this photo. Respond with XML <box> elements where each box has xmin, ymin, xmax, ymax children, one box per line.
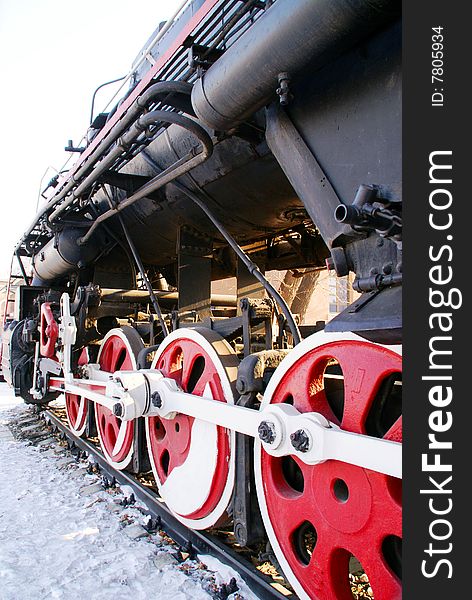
<box><xmin>77</xmin><ymin>110</ymin><xmax>213</xmax><ymax>245</ymax></box>
<box><xmin>15</xmin><ymin>81</ymin><xmax>194</xmax><ymax>253</ymax></box>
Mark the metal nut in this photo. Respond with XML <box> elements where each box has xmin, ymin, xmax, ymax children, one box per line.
<box><xmin>151</xmin><ymin>391</ymin><xmax>162</xmax><ymax>408</ymax></box>
<box><xmin>258</xmin><ymin>421</ymin><xmax>276</xmax><ymax>444</ymax></box>
<box><xmin>290</xmin><ymin>429</ymin><xmax>310</xmax><ymax>453</ymax></box>
<box><xmin>112</xmin><ymin>403</ymin><xmax>123</xmax><ymax>418</ymax></box>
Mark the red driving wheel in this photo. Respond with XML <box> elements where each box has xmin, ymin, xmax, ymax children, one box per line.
<box><xmin>146</xmin><ymin>328</ymin><xmax>238</xmax><ymax>530</ymax></box>
<box><xmin>40</xmin><ymin>302</ymin><xmax>59</xmax><ymax>358</ymax></box>
<box><xmin>65</xmin><ymin>347</ymin><xmax>90</xmax><ymax>437</ymax></box>
<box><xmin>255</xmin><ymin>332</ymin><xmax>402</xmax><ymax>600</ymax></box>
<box><xmin>95</xmin><ymin>327</ymin><xmax>144</xmax><ymax>470</ymax></box>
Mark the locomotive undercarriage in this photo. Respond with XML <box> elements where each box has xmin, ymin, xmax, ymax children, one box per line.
<box><xmin>3</xmin><ymin>251</ymin><xmax>402</xmax><ymax>599</ymax></box>
<box><xmin>2</xmin><ymin>0</ymin><xmax>402</xmax><ymax>598</ymax></box>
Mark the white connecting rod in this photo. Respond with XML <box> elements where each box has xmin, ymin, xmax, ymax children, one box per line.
<box><xmin>320</xmin><ymin>424</ymin><xmax>402</xmax><ymax>478</ymax></box>
<box><xmin>54</xmin><ymin>369</ymin><xmax>401</xmax><ymax>479</ymax></box>
<box><xmin>48</xmin><ymin>382</ymin><xmax>117</xmax><ymax>412</ymax></box>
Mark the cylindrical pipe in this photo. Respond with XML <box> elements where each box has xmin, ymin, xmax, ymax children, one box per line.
<box><xmin>99</xmin><ymin>288</ymin><xmax>237</xmax><ymax>307</ymax></box>
<box><xmin>192</xmin><ymin>0</ymin><xmax>400</xmax><ymax>131</ymax></box>
<box><xmin>31</xmin><ymin>228</ymin><xmax>100</xmax><ymax>285</ymax></box>
<box><xmin>77</xmin><ymin>111</ymin><xmax>213</xmax><ymax>245</ymax></box>
<box><xmin>15</xmin><ymin>82</ymin><xmax>194</xmax><ymax>253</ymax></box>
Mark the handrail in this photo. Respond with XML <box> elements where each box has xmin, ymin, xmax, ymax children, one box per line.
<box><xmin>15</xmin><ymin>81</ymin><xmax>194</xmax><ymax>247</ymax></box>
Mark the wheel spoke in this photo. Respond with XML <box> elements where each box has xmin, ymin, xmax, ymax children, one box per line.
<box><xmin>276</xmin><ymin>356</ymin><xmax>340</xmax><ymax>423</ymax></box>
<box><xmin>363</xmin><ymin>551</ymin><xmax>402</xmax><ymax>600</ymax></box>
<box><xmin>94</xmin><ymin>327</ymin><xmax>143</xmax><ymax>469</ymax></box>
<box><xmin>270</xmin><ymin>490</ymin><xmax>314</xmax><ymax>535</ymax></box>
<box><xmin>307</xmin><ymin>534</ymin><xmax>353</xmax><ymax>600</ymax></box>
<box><xmin>338</xmin><ymin>346</ymin><xmax>399</xmax><ymax>433</ymax></box>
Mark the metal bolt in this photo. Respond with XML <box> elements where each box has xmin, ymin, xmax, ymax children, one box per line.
<box><xmin>258</xmin><ymin>421</ymin><xmax>276</xmax><ymax>444</ymax></box>
<box><xmin>113</xmin><ymin>403</ymin><xmax>123</xmax><ymax>417</ymax></box>
<box><xmin>277</xmin><ymin>72</ymin><xmax>291</xmax><ymax>106</ymax></box>
<box><xmin>290</xmin><ymin>429</ymin><xmax>310</xmax><ymax>453</ymax></box>
<box><xmin>240</xmin><ymin>298</ymin><xmax>249</xmax><ymax>311</ymax></box>
<box><xmin>236</xmin><ymin>378</ymin><xmax>246</xmax><ymax>394</ymax></box>
<box><xmin>151</xmin><ymin>391</ymin><xmax>162</xmax><ymax>408</ymax></box>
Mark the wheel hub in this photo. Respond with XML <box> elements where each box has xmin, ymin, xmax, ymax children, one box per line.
<box><xmin>312</xmin><ymin>461</ymin><xmax>372</xmax><ymax>534</ymax></box>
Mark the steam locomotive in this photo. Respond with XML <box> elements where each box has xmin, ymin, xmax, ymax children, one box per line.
<box><xmin>1</xmin><ymin>1</ymin><xmax>402</xmax><ymax>598</ymax></box>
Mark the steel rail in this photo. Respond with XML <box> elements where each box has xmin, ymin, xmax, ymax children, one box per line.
<box><xmin>41</xmin><ymin>408</ymin><xmax>291</xmax><ymax>600</ymax></box>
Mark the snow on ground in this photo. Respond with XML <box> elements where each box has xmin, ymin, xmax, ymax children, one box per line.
<box><xmin>0</xmin><ymin>383</ymin><xmax>259</xmax><ymax>600</ymax></box>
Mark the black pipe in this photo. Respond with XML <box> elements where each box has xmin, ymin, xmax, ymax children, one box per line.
<box><xmin>16</xmin><ymin>81</ymin><xmax>194</xmax><ymax>252</ymax></box>
<box><xmin>192</xmin><ymin>0</ymin><xmax>400</xmax><ymax>131</ymax></box>
<box><xmin>141</xmin><ymin>151</ymin><xmax>301</xmax><ymax>346</ymax></box>
<box><xmin>77</xmin><ymin>110</ymin><xmax>213</xmax><ymax>245</ymax></box>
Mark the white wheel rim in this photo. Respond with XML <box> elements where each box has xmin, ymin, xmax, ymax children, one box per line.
<box><xmin>65</xmin><ymin>394</ymin><xmax>88</xmax><ymax>437</ymax></box>
<box><xmin>65</xmin><ymin>348</ymin><xmax>90</xmax><ymax>437</ymax></box>
<box><xmin>146</xmin><ymin>327</ymin><xmax>237</xmax><ymax>530</ymax></box>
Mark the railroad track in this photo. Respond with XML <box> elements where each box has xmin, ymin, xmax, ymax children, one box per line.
<box><xmin>19</xmin><ymin>404</ymin><xmax>293</xmax><ymax>600</ymax></box>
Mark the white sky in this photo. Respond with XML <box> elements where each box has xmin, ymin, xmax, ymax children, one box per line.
<box><xmin>0</xmin><ymin>0</ymin><xmax>183</xmax><ymax>279</ymax></box>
